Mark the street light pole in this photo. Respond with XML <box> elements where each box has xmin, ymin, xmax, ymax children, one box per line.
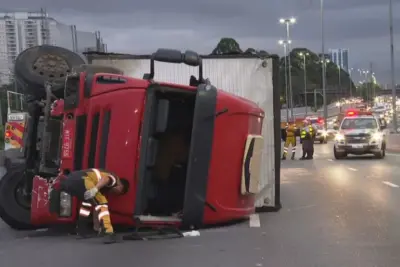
<box><xmin>299</xmin><ymin>52</ymin><xmax>309</xmax><ymax>115</ymax></box>
<box><xmin>389</xmin><ymin>0</ymin><xmax>397</xmax><ymax>132</ymax></box>
<box><xmin>320</xmin><ymin>0</ymin><xmax>328</xmax><ymax>130</ymax></box>
<box><xmin>279</xmin><ymin>40</ymin><xmax>290</xmax><ymax>122</ymax></box>
<box><xmin>338</xmin><ymin>66</ymin><xmax>341</xmax><ymax>99</ymax></box>
<box><xmin>349</xmin><ymin>68</ymin><xmax>353</xmax><ymax>97</ymax></box>
<box><xmin>280</xmin><ymin>17</ymin><xmax>296</xmax><ymax>120</ymax></box>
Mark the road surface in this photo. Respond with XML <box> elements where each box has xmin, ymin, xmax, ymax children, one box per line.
<box><xmin>1</xmin><ymin>143</ymin><xmax>400</xmax><ymax>266</ymax></box>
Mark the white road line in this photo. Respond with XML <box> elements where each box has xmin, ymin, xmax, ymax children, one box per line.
<box><xmin>382</xmin><ymin>181</ymin><xmax>399</xmax><ymax>188</ymax></box>
<box><xmin>348</xmin><ymin>168</ymin><xmax>357</xmax><ymax>171</ymax></box>
<box><xmin>327</xmin><ymin>159</ymin><xmax>333</xmax><ymax>162</ymax></box>
<box><xmin>386</xmin><ymin>152</ymin><xmax>400</xmax><ymax>157</ymax></box>
<box><xmin>249</xmin><ymin>214</ymin><xmax>261</xmax><ymax>228</ymax></box>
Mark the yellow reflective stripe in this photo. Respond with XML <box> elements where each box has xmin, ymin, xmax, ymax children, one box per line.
<box><xmin>92</xmin><ymin>168</ymin><xmax>102</xmax><ymax>182</ymax></box>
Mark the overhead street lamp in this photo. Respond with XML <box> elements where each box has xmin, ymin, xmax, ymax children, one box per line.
<box><xmin>279</xmin><ymin>39</ymin><xmax>292</xmax><ymax>122</ymax></box>
<box><xmin>389</xmin><ymin>0</ymin><xmax>397</xmax><ymax>132</ymax></box>
<box><xmin>299</xmin><ymin>52</ymin><xmax>309</xmax><ymax>115</ymax></box>
<box><xmin>319</xmin><ymin>0</ymin><xmax>328</xmax><ymax>130</ymax></box>
<box><xmin>279</xmin><ymin>17</ymin><xmax>296</xmax><ymax>120</ymax></box>
<box><xmin>349</xmin><ymin>68</ymin><xmax>354</xmax><ymax>97</ymax></box>
<box><xmin>337</xmin><ymin>65</ymin><xmax>341</xmax><ymax>99</ymax></box>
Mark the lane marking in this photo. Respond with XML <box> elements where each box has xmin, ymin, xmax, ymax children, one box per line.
<box><xmin>348</xmin><ymin>168</ymin><xmax>357</xmax><ymax>171</ymax></box>
<box><xmin>249</xmin><ymin>214</ymin><xmax>261</xmax><ymax>227</ymax></box>
<box><xmin>382</xmin><ymin>181</ymin><xmax>399</xmax><ymax>188</ymax></box>
<box><xmin>386</xmin><ymin>152</ymin><xmax>400</xmax><ymax>157</ymax></box>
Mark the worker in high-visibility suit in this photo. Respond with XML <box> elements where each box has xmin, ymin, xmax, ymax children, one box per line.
<box><xmin>282</xmin><ymin>121</ymin><xmax>297</xmax><ymax>160</ymax></box>
<box><xmin>300</xmin><ymin>120</ymin><xmax>316</xmax><ymax>159</ymax></box>
<box><xmin>59</xmin><ymin>168</ymin><xmax>129</xmax><ymax>244</ymax></box>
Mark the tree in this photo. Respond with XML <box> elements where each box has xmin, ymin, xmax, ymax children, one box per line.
<box><xmin>356</xmin><ymin>82</ymin><xmax>382</xmax><ymax>101</ymax></box>
<box><xmin>211</xmin><ymin>38</ymin><xmax>242</xmax><ymax>55</ymax></box>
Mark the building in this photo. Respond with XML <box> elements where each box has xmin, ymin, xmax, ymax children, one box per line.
<box><xmin>0</xmin><ymin>10</ymin><xmax>106</xmax><ymax>85</ymax></box>
<box><xmin>328</xmin><ymin>48</ymin><xmax>349</xmax><ymax>72</ymax></box>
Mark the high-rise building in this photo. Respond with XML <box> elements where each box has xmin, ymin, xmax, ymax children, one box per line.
<box><xmin>0</xmin><ymin>10</ymin><xmax>106</xmax><ymax>85</ymax></box>
<box><xmin>328</xmin><ymin>48</ymin><xmax>349</xmax><ymax>72</ymax></box>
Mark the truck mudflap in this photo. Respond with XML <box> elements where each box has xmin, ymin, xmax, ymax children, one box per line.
<box><xmin>31</xmin><ymin>176</ymin><xmax>78</xmax><ymax>226</ymax></box>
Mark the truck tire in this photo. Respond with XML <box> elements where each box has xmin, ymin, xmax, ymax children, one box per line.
<box><xmin>374</xmin><ymin>143</ymin><xmax>386</xmax><ymax>159</ymax></box>
<box><xmin>0</xmin><ymin>166</ymin><xmax>37</xmax><ymax>230</ymax></box>
<box><xmin>14</xmin><ymin>45</ymin><xmax>86</xmax><ymax>100</ymax></box>
<box><xmin>333</xmin><ymin>147</ymin><xmax>346</xmax><ymax>159</ymax></box>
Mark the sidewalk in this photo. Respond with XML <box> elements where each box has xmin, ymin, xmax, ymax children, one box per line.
<box><xmin>387</xmin><ymin>133</ymin><xmax>400</xmax><ymax>152</ymax></box>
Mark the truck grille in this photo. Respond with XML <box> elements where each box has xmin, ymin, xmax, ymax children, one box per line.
<box><xmin>345</xmin><ymin>135</ymin><xmax>370</xmax><ymax>144</ymax></box>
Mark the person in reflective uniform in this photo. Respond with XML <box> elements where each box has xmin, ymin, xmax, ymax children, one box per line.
<box><xmin>300</xmin><ymin>120</ymin><xmax>316</xmax><ymax>159</ymax></box>
<box><xmin>282</xmin><ymin>120</ymin><xmax>297</xmax><ymax>160</ymax></box>
<box><xmin>59</xmin><ymin>168</ymin><xmax>129</xmax><ymax>244</ymax></box>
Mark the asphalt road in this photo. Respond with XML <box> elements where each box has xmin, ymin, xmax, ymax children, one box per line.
<box><xmin>2</xmin><ymin>144</ymin><xmax>400</xmax><ymax>266</ymax></box>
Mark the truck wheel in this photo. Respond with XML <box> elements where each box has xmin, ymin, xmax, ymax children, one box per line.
<box><xmin>334</xmin><ymin>147</ymin><xmax>346</xmax><ymax>159</ymax></box>
<box><xmin>0</xmin><ymin>166</ymin><xmax>37</xmax><ymax>230</ymax></box>
<box><xmin>14</xmin><ymin>45</ymin><xmax>86</xmax><ymax>99</ymax></box>
<box><xmin>374</xmin><ymin>143</ymin><xmax>386</xmax><ymax>159</ymax></box>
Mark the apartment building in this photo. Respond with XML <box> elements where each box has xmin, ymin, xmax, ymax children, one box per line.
<box><xmin>328</xmin><ymin>48</ymin><xmax>349</xmax><ymax>72</ymax></box>
<box><xmin>0</xmin><ymin>11</ymin><xmax>106</xmax><ymax>85</ymax></box>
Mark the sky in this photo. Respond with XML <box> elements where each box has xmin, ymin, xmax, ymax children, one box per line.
<box><xmin>2</xmin><ymin>0</ymin><xmax>400</xmax><ymax>84</ymax></box>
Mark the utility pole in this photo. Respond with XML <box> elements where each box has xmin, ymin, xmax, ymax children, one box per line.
<box><xmin>390</xmin><ymin>0</ymin><xmax>397</xmax><ymax>132</ymax></box>
<box><xmin>369</xmin><ymin>62</ymin><xmax>373</xmax><ymax>101</ymax></box>
<box><xmin>349</xmin><ymin>68</ymin><xmax>353</xmax><ymax>97</ymax></box>
<box><xmin>320</xmin><ymin>0</ymin><xmax>328</xmax><ymax>130</ymax></box>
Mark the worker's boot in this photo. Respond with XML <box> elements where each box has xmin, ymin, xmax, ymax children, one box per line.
<box><xmin>103</xmin><ymin>232</ymin><xmax>118</xmax><ymax>244</ymax></box>
<box><xmin>291</xmin><ymin>153</ymin><xmax>295</xmax><ymax>160</ymax></box>
<box><xmin>281</xmin><ymin>154</ymin><xmax>286</xmax><ymax>160</ymax></box>
<box><xmin>76</xmin><ymin>217</ymin><xmax>97</xmax><ymax>239</ymax></box>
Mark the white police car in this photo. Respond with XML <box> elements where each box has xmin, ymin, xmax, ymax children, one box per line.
<box><xmin>333</xmin><ymin>110</ymin><xmax>387</xmax><ymax>159</ymax></box>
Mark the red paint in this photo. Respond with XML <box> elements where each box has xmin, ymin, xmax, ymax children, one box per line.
<box><xmin>8</xmin><ymin>121</ymin><xmax>24</xmax><ymax>133</ymax></box>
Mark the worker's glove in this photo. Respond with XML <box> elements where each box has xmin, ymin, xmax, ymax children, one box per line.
<box><xmin>84</xmin><ymin>187</ymin><xmax>98</xmax><ymax>200</ymax></box>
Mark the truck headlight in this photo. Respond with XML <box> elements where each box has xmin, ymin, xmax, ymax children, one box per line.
<box><xmin>60</xmin><ymin>191</ymin><xmax>72</xmax><ymax>217</ymax></box>
<box><xmin>335</xmin><ymin>134</ymin><xmax>344</xmax><ymax>141</ymax></box>
<box><xmin>371</xmin><ymin>132</ymin><xmax>382</xmax><ymax>141</ymax></box>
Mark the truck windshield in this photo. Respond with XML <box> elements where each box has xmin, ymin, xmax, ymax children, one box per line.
<box><xmin>341</xmin><ymin>118</ymin><xmax>377</xmax><ymax>130</ymax></box>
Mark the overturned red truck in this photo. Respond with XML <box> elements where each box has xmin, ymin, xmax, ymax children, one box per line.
<box><xmin>0</xmin><ymin>45</ymin><xmax>281</xmax><ymax>231</ymax></box>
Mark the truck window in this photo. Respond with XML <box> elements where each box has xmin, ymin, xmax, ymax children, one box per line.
<box><xmin>341</xmin><ymin>118</ymin><xmax>377</xmax><ymax>130</ymax></box>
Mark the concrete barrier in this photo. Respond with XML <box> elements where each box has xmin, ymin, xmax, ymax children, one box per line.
<box><xmin>387</xmin><ymin>133</ymin><xmax>400</xmax><ymax>152</ymax></box>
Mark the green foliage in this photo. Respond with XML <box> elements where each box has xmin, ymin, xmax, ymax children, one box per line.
<box><xmin>356</xmin><ymin>82</ymin><xmax>382</xmax><ymax>101</ymax></box>
<box><xmin>211</xmin><ymin>38</ymin><xmax>243</xmax><ymax>55</ymax></box>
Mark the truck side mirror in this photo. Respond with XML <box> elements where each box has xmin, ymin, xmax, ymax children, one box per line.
<box><xmin>154</xmin><ymin>99</ymin><xmax>169</xmax><ymax>133</ymax></box>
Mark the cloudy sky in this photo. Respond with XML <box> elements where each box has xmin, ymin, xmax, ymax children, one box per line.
<box><xmin>3</xmin><ymin>0</ymin><xmax>400</xmax><ymax>83</ymax></box>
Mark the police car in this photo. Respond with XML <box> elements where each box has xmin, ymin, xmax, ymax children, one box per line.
<box><xmin>333</xmin><ymin>110</ymin><xmax>387</xmax><ymax>159</ymax></box>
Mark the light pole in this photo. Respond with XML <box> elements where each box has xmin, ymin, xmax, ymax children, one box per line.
<box><xmin>320</xmin><ymin>0</ymin><xmax>328</xmax><ymax>130</ymax></box>
<box><xmin>299</xmin><ymin>52</ymin><xmax>309</xmax><ymax>115</ymax></box>
<box><xmin>321</xmin><ymin>58</ymin><xmax>330</xmax><ymax>114</ymax></box>
<box><xmin>279</xmin><ymin>40</ymin><xmax>291</xmax><ymax>122</ymax></box>
<box><xmin>279</xmin><ymin>17</ymin><xmax>296</xmax><ymax>120</ymax></box>
<box><xmin>337</xmin><ymin>65</ymin><xmax>341</xmax><ymax>99</ymax></box>
<box><xmin>389</xmin><ymin>0</ymin><xmax>397</xmax><ymax>132</ymax></box>
<box><xmin>349</xmin><ymin>68</ymin><xmax>353</xmax><ymax>97</ymax></box>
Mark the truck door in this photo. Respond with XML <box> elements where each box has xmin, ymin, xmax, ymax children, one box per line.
<box><xmin>181</xmin><ymin>84</ymin><xmax>218</xmax><ymax>229</ymax></box>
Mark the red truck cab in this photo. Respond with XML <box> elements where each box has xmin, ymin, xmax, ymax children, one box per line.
<box><xmin>30</xmin><ymin>49</ymin><xmax>264</xmax><ymax>229</ymax></box>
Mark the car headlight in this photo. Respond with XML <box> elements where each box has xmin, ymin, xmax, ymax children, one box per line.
<box><xmin>59</xmin><ymin>191</ymin><xmax>72</xmax><ymax>217</ymax></box>
<box><xmin>321</xmin><ymin>130</ymin><xmax>328</xmax><ymax>136</ymax></box>
<box><xmin>371</xmin><ymin>132</ymin><xmax>382</xmax><ymax>141</ymax></box>
<box><xmin>335</xmin><ymin>134</ymin><xmax>344</xmax><ymax>141</ymax></box>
